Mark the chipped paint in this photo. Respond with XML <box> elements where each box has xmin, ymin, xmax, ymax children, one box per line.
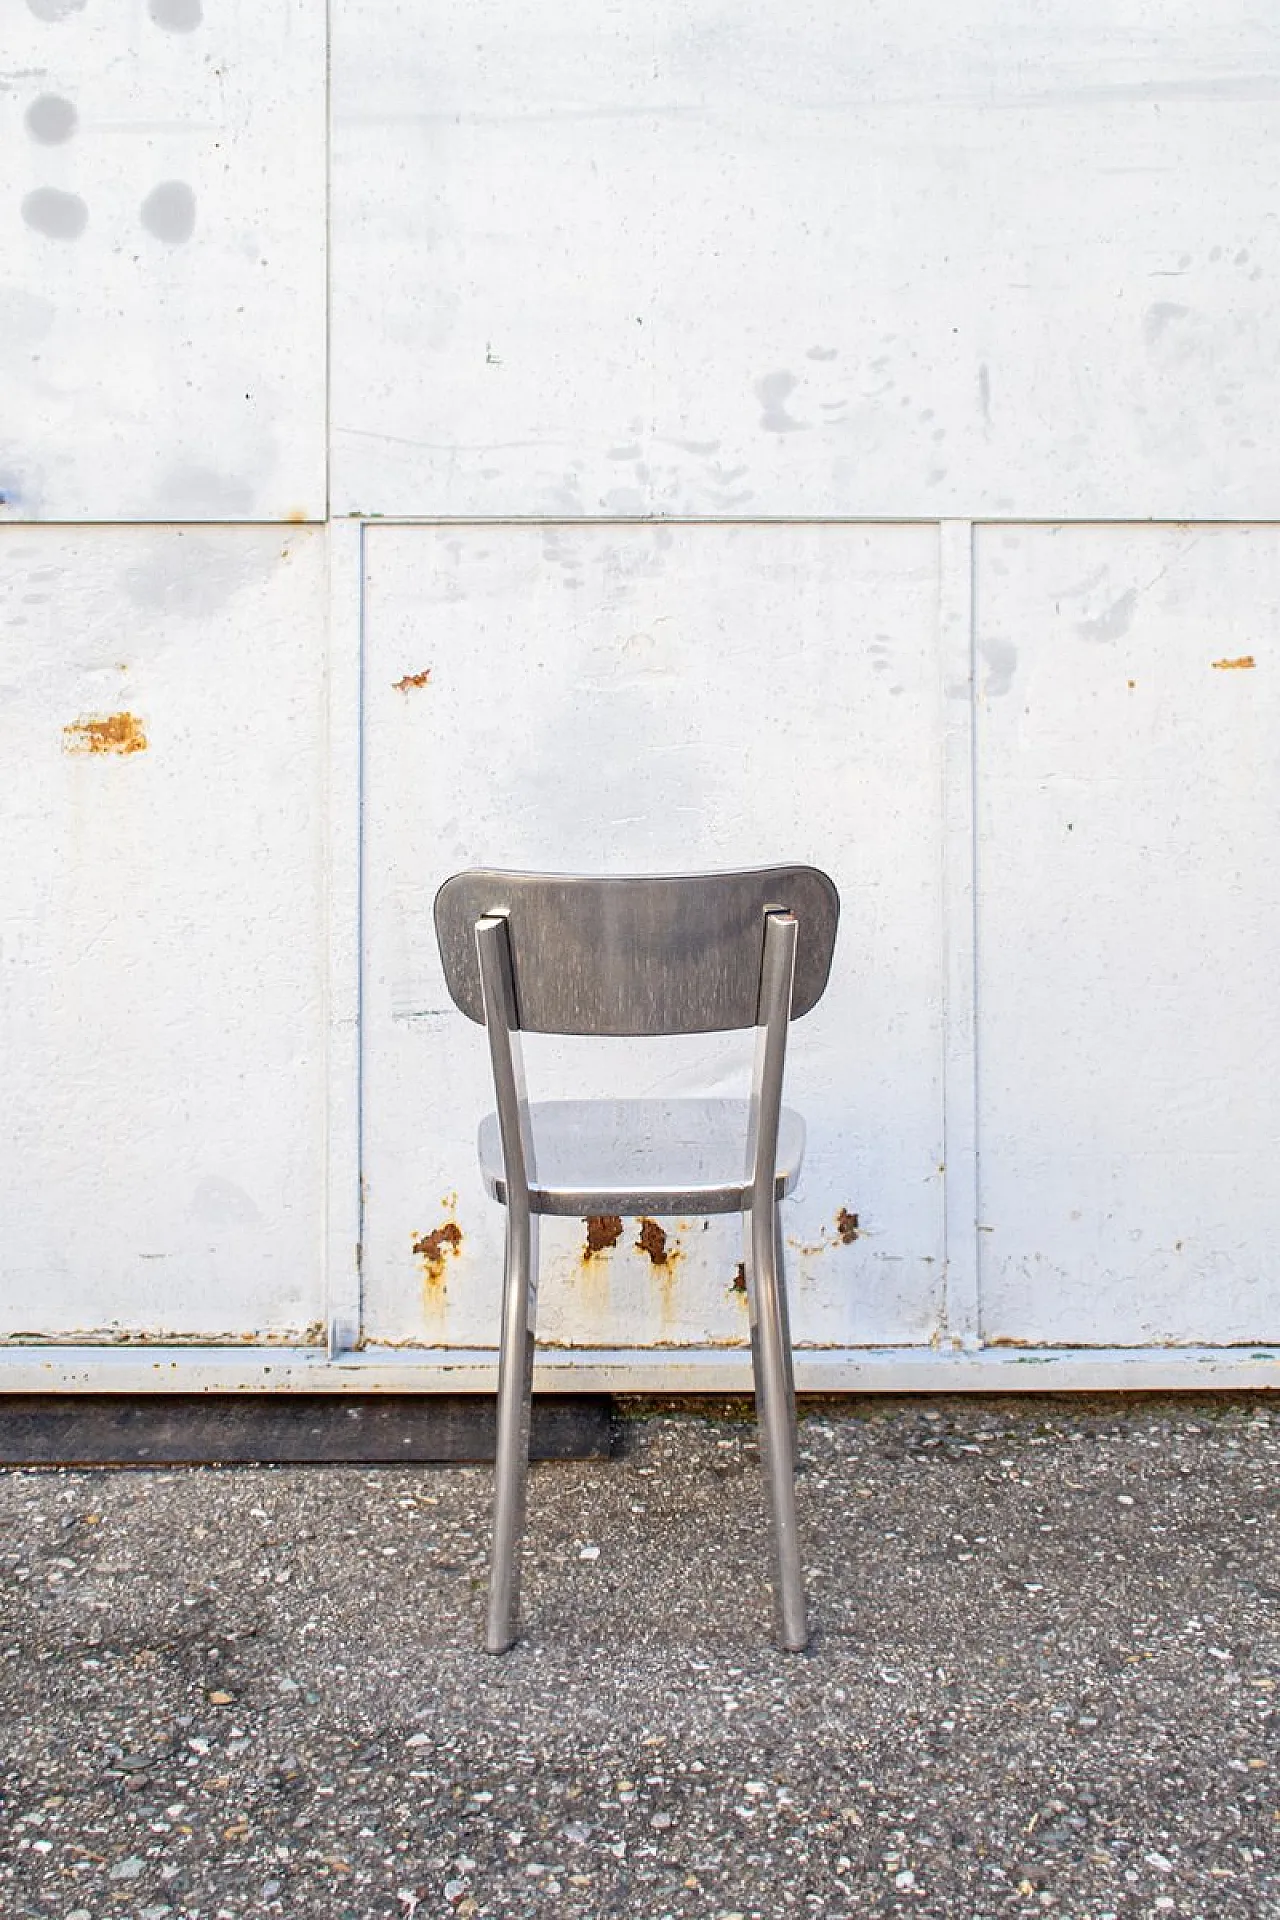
<box><xmin>792</xmin><ymin>1208</ymin><xmax>865</xmax><ymax>1256</ymax></box>
<box><xmin>1212</xmin><ymin>655</ymin><xmax>1255</xmax><ymax>670</ymax></box>
<box><xmin>730</xmin><ymin>1262</ymin><xmax>747</xmax><ymax>1295</ymax></box>
<box><xmin>635</xmin><ymin>1219</ymin><xmax>670</xmax><ymax>1266</ymax></box>
<box><xmin>62</xmin><ymin>712</ymin><xmax>147</xmax><ymax>755</ymax></box>
<box><xmin>392</xmin><ymin>669</ymin><xmax>432</xmax><ymax>693</ymax></box>
<box><xmin>583</xmin><ymin>1214</ymin><xmax>623</xmax><ymax>1258</ymax></box>
<box><xmin>412</xmin><ymin>1220</ymin><xmax>462</xmax><ymax>1289</ymax></box>
<box><xmin>0</xmin><ymin>1324</ymin><xmax>324</xmax><ymax>1348</ymax></box>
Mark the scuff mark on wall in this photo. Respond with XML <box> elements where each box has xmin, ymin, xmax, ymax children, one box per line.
<box><xmin>755</xmin><ymin>370</ymin><xmax>808</xmax><ymax>433</ymax></box>
<box><xmin>1077</xmin><ymin>589</ymin><xmax>1137</xmax><ymax>643</ymax></box>
<box><xmin>63</xmin><ymin>712</ymin><xmax>147</xmax><ymax>755</ymax></box>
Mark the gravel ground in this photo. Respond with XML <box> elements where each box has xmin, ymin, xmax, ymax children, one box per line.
<box><xmin>0</xmin><ymin>1394</ymin><xmax>1276</xmax><ymax>1920</ymax></box>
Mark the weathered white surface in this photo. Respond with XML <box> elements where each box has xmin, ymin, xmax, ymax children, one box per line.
<box><xmin>0</xmin><ymin>1343</ymin><xmax>1276</xmax><ymax>1395</ymax></box>
<box><xmin>332</xmin><ymin>0</ymin><xmax>1280</xmax><ymax>521</ymax></box>
<box><xmin>0</xmin><ymin>528</ymin><xmax>328</xmax><ymax>1336</ymax></box>
<box><xmin>4</xmin><ymin>5</ymin><xmax>1279</xmax><ymax>1385</ymax></box>
<box><xmin>360</xmin><ymin>522</ymin><xmax>946</xmax><ymax>1349</ymax></box>
<box><xmin>2</xmin><ymin>0</ymin><xmax>325</xmax><ymax>522</ymax></box>
<box><xmin>975</xmin><ymin>524</ymin><xmax>1280</xmax><ymax>1346</ymax></box>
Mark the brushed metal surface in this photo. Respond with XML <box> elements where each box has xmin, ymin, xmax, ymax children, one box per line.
<box><xmin>434</xmin><ymin>867</ymin><xmax>839</xmax><ymax>1035</ymax></box>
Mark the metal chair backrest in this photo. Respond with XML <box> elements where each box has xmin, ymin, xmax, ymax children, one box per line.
<box><xmin>433</xmin><ymin>866</ymin><xmax>840</xmax><ymax>1037</ymax></box>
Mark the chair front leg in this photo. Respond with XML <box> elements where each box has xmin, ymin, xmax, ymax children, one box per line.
<box><xmin>487</xmin><ymin>1206</ymin><xmax>539</xmax><ymax>1654</ymax></box>
<box><xmin>744</xmin><ymin>1194</ymin><xmax>807</xmax><ymax>1652</ymax></box>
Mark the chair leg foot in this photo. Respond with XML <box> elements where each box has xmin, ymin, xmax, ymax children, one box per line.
<box><xmin>745</xmin><ymin>1203</ymin><xmax>807</xmax><ymax>1652</ymax></box>
<box><xmin>486</xmin><ymin>1209</ymin><xmax>537</xmax><ymax>1654</ymax></box>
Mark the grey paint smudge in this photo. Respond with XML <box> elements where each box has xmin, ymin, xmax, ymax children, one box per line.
<box><xmin>125</xmin><ymin>527</ymin><xmax>265</xmax><ymax>614</ymax></box>
<box><xmin>805</xmin><ymin>345</ymin><xmax>839</xmax><ymax>361</ymax></box>
<box><xmin>756</xmin><ymin>370</ymin><xmax>806</xmax><ymax>432</ymax></box>
<box><xmin>978</xmin><ymin>362</ymin><xmax>991</xmax><ymax>423</ymax></box>
<box><xmin>21</xmin><ymin>186</ymin><xmax>87</xmax><ymax>239</ymax></box>
<box><xmin>188</xmin><ymin>1177</ymin><xmax>263</xmax><ymax>1228</ymax></box>
<box><xmin>149</xmin><ymin>0</ymin><xmax>203</xmax><ymax>28</ymax></box>
<box><xmin>140</xmin><ymin>179</ymin><xmax>196</xmax><ymax>244</ymax></box>
<box><xmin>981</xmin><ymin>635</ymin><xmax>1018</xmax><ymax>698</ymax></box>
<box><xmin>1078</xmin><ymin>588</ymin><xmax>1137</xmax><ymax>643</ymax></box>
<box><xmin>1144</xmin><ymin>301</ymin><xmax>1189</xmax><ymax>346</ymax></box>
<box><xmin>150</xmin><ymin>467</ymin><xmax>254</xmax><ymax>519</ymax></box>
<box><xmin>25</xmin><ymin>93</ymin><xmax>77</xmax><ymax>142</ymax></box>
<box><xmin>26</xmin><ymin>0</ymin><xmax>85</xmax><ymax>18</ymax></box>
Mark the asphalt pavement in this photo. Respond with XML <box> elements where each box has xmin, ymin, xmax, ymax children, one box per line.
<box><xmin>0</xmin><ymin>1393</ymin><xmax>1275</xmax><ymax>1918</ymax></box>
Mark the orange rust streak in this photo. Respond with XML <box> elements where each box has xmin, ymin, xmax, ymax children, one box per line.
<box><xmin>393</xmin><ymin>669</ymin><xmax>432</xmax><ymax>693</ymax></box>
<box><xmin>1212</xmin><ymin>656</ymin><xmax>1255</xmax><ymax>670</ymax></box>
<box><xmin>63</xmin><ymin>712</ymin><xmax>147</xmax><ymax>756</ymax></box>
<box><xmin>413</xmin><ymin>1220</ymin><xmax>463</xmax><ymax>1286</ymax></box>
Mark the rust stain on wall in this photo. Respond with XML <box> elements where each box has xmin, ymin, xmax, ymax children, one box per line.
<box><xmin>730</xmin><ymin>1262</ymin><xmax>747</xmax><ymax>1295</ymax></box>
<box><xmin>636</xmin><ymin>1218</ymin><xmax>674</xmax><ymax>1267</ymax></box>
<box><xmin>413</xmin><ymin>1220</ymin><xmax>462</xmax><ymax>1288</ymax></box>
<box><xmin>393</xmin><ymin>668</ymin><xmax>432</xmax><ymax>693</ymax></box>
<box><xmin>63</xmin><ymin>712</ymin><xmax>147</xmax><ymax>755</ymax></box>
<box><xmin>793</xmin><ymin>1207</ymin><xmax>864</xmax><ymax>1256</ymax></box>
<box><xmin>1212</xmin><ymin>655</ymin><xmax>1255</xmax><ymax>670</ymax></box>
<box><xmin>583</xmin><ymin>1214</ymin><xmax>623</xmax><ymax>1258</ymax></box>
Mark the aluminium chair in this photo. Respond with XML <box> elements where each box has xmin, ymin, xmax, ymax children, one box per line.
<box><xmin>433</xmin><ymin>865</ymin><xmax>840</xmax><ymax>1655</ymax></box>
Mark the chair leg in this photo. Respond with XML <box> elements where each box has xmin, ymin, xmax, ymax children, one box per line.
<box><xmin>486</xmin><ymin>1207</ymin><xmax>538</xmax><ymax>1654</ymax></box>
<box><xmin>744</xmin><ymin>1199</ymin><xmax>807</xmax><ymax>1652</ymax></box>
<box><xmin>775</xmin><ymin>1208</ymin><xmax>797</xmax><ymax>1419</ymax></box>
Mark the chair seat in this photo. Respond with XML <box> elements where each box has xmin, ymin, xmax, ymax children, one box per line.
<box><xmin>478</xmin><ymin>1098</ymin><xmax>806</xmax><ymax>1217</ymax></box>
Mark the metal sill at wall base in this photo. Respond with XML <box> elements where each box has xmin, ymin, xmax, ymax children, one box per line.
<box><xmin>0</xmin><ymin>1345</ymin><xmax>1273</xmax><ymax>1395</ymax></box>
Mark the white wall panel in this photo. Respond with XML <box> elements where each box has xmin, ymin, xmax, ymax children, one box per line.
<box><xmin>360</xmin><ymin>523</ymin><xmax>945</xmax><ymax>1349</ymax></box>
<box><xmin>0</xmin><ymin>528</ymin><xmax>328</xmax><ymax>1336</ymax></box>
<box><xmin>332</xmin><ymin>0</ymin><xmax>1280</xmax><ymax>521</ymax></box>
<box><xmin>975</xmin><ymin>524</ymin><xmax>1280</xmax><ymax>1346</ymax></box>
<box><xmin>2</xmin><ymin>1</ymin><xmax>325</xmax><ymax>522</ymax></box>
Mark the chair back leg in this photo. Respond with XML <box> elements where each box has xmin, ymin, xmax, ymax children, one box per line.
<box><xmin>744</xmin><ymin>1194</ymin><xmax>808</xmax><ymax>1651</ymax></box>
<box><xmin>486</xmin><ymin>1208</ymin><xmax>539</xmax><ymax>1653</ymax></box>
